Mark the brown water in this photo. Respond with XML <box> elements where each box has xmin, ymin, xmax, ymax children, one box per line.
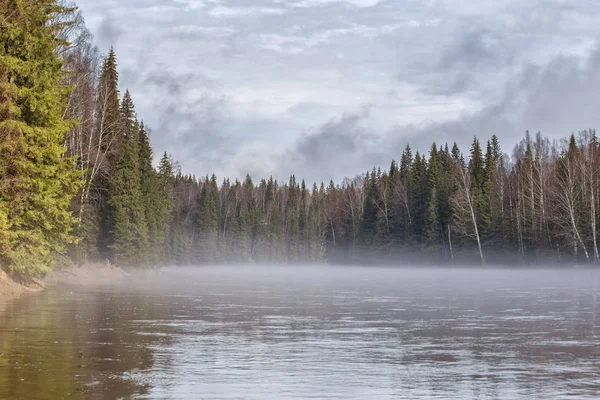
<box><xmin>0</xmin><ymin>266</ymin><xmax>599</xmax><ymax>399</ymax></box>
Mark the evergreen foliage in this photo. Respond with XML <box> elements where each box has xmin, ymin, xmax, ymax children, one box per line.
<box><xmin>108</xmin><ymin>90</ymin><xmax>148</xmax><ymax>265</ymax></box>
<box><xmin>94</xmin><ymin>47</ymin><xmax>122</xmax><ymax>259</ymax></box>
<box><xmin>0</xmin><ymin>0</ymin><xmax>81</xmax><ymax>277</ymax></box>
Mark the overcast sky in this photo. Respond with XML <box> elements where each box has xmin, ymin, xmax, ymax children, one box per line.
<box><xmin>76</xmin><ymin>0</ymin><xmax>600</xmax><ymax>184</ymax></box>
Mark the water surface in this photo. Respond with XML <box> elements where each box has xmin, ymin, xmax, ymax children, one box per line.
<box><xmin>1</xmin><ymin>266</ymin><xmax>599</xmax><ymax>399</ymax></box>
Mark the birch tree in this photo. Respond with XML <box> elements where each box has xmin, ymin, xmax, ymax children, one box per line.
<box><xmin>451</xmin><ymin>163</ymin><xmax>485</xmax><ymax>265</ymax></box>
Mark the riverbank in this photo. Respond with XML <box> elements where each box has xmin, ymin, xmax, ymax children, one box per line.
<box><xmin>0</xmin><ymin>269</ymin><xmax>44</xmax><ymax>301</ymax></box>
<box><xmin>0</xmin><ymin>263</ymin><xmax>132</xmax><ymax>302</ymax></box>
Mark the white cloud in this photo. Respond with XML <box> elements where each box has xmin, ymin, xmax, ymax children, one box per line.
<box><xmin>289</xmin><ymin>0</ymin><xmax>381</xmax><ymax>8</ymax></box>
<box><xmin>169</xmin><ymin>25</ymin><xmax>237</xmax><ymax>38</ymax></box>
<box><xmin>209</xmin><ymin>5</ymin><xmax>287</xmax><ymax>17</ymax></box>
<box><xmin>254</xmin><ymin>21</ymin><xmax>436</xmax><ymax>54</ymax></box>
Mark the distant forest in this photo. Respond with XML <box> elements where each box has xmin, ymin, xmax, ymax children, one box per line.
<box><xmin>2</xmin><ymin>1</ymin><xmax>600</xmax><ymax>278</ymax></box>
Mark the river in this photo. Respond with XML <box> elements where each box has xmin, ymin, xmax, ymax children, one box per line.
<box><xmin>0</xmin><ymin>266</ymin><xmax>599</xmax><ymax>399</ymax></box>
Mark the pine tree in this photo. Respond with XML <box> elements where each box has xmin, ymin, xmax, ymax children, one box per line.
<box><xmin>0</xmin><ymin>1</ymin><xmax>81</xmax><ymax>277</ymax></box>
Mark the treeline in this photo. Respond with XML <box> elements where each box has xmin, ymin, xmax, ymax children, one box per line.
<box><xmin>168</xmin><ymin>131</ymin><xmax>600</xmax><ymax>267</ymax></box>
<box><xmin>169</xmin><ymin>174</ymin><xmax>325</xmax><ymax>264</ymax></box>
<box><xmin>3</xmin><ymin>1</ymin><xmax>600</xmax><ymax>279</ymax></box>
<box><xmin>327</xmin><ymin>131</ymin><xmax>600</xmax><ymax>266</ymax></box>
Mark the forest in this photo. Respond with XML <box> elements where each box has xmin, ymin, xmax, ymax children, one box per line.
<box><xmin>2</xmin><ymin>1</ymin><xmax>600</xmax><ymax>279</ymax></box>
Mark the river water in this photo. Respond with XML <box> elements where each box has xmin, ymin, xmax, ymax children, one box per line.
<box><xmin>0</xmin><ymin>266</ymin><xmax>599</xmax><ymax>399</ymax></box>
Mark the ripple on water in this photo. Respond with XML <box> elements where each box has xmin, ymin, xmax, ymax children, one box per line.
<box><xmin>1</xmin><ymin>266</ymin><xmax>600</xmax><ymax>400</ymax></box>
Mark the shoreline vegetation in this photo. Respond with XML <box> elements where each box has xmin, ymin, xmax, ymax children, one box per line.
<box><xmin>2</xmin><ymin>0</ymin><xmax>600</xmax><ymax>289</ymax></box>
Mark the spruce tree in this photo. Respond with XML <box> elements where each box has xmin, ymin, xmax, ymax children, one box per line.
<box><xmin>360</xmin><ymin>172</ymin><xmax>377</xmax><ymax>242</ymax></box>
<box><xmin>425</xmin><ymin>188</ymin><xmax>441</xmax><ymax>251</ymax></box>
<box><xmin>265</xmin><ymin>177</ymin><xmax>282</xmax><ymax>261</ymax></box>
<box><xmin>194</xmin><ymin>175</ymin><xmax>220</xmax><ymax>263</ymax></box>
<box><xmin>239</xmin><ymin>175</ymin><xmax>256</xmax><ymax>261</ymax></box>
<box><xmin>411</xmin><ymin>153</ymin><xmax>429</xmax><ymax>243</ymax></box>
<box><xmin>94</xmin><ymin>48</ymin><xmax>122</xmax><ymax>259</ymax></box>
<box><xmin>0</xmin><ymin>1</ymin><xmax>81</xmax><ymax>277</ymax></box>
<box><xmin>468</xmin><ymin>137</ymin><xmax>491</xmax><ymax>247</ymax></box>
<box><xmin>156</xmin><ymin>153</ymin><xmax>175</xmax><ymax>263</ymax></box>
<box><xmin>479</xmin><ymin>140</ymin><xmax>494</xmax><ymax>239</ymax></box>
<box><xmin>425</xmin><ymin>144</ymin><xmax>441</xmax><ymax>250</ymax></box>
<box><xmin>469</xmin><ymin>137</ymin><xmax>485</xmax><ymax>190</ymax></box>
<box><xmin>108</xmin><ymin>90</ymin><xmax>148</xmax><ymax>266</ymax></box>
<box><xmin>395</xmin><ymin>145</ymin><xmax>414</xmax><ymax>243</ymax></box>
<box><xmin>308</xmin><ymin>183</ymin><xmax>324</xmax><ymax>261</ymax></box>
<box><xmin>299</xmin><ymin>180</ymin><xmax>309</xmax><ymax>262</ymax></box>
<box><xmin>451</xmin><ymin>143</ymin><xmax>462</xmax><ymax>162</ymax></box>
<box><xmin>138</xmin><ymin>122</ymin><xmax>159</xmax><ymax>263</ymax></box>
<box><xmin>97</xmin><ymin>48</ymin><xmax>120</xmax><ymax>153</ymax></box>
<box><xmin>285</xmin><ymin>176</ymin><xmax>300</xmax><ymax>262</ymax></box>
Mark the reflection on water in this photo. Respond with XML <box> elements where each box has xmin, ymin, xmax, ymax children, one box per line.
<box><xmin>1</xmin><ymin>267</ymin><xmax>599</xmax><ymax>399</ymax></box>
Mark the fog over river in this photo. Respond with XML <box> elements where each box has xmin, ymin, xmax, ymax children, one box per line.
<box><xmin>1</xmin><ymin>266</ymin><xmax>599</xmax><ymax>399</ymax></box>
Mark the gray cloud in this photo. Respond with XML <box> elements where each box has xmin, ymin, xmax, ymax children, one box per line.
<box><xmin>120</xmin><ymin>64</ymin><xmax>233</xmax><ymax>174</ymax></box>
<box><xmin>424</xmin><ymin>28</ymin><xmax>518</xmax><ymax>96</ymax></box>
<box><xmin>96</xmin><ymin>16</ymin><xmax>122</xmax><ymax>50</ymax></box>
<box><xmin>285</xmin><ymin>109</ymin><xmax>386</xmax><ymax>183</ymax></box>
<box><xmin>75</xmin><ymin>0</ymin><xmax>600</xmax><ymax>183</ymax></box>
<box><xmin>277</xmin><ymin>41</ymin><xmax>600</xmax><ymax>184</ymax></box>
